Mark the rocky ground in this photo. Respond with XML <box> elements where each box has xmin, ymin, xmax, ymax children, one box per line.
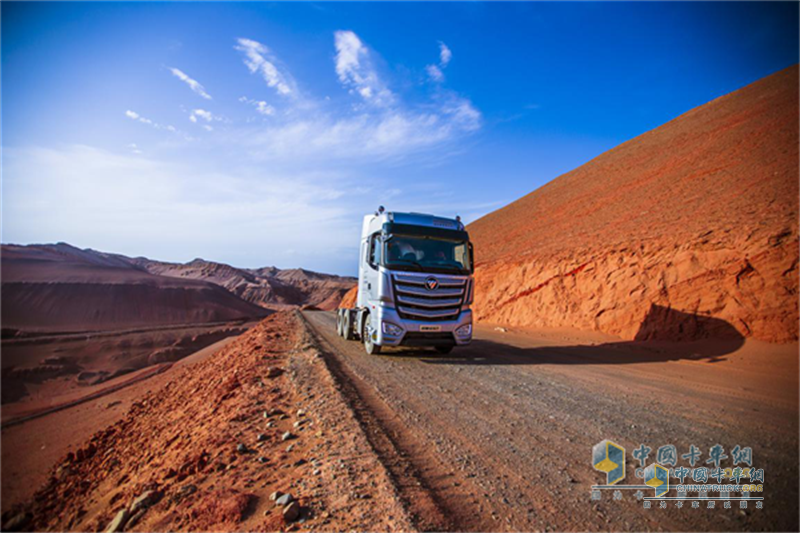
<box><xmin>1</xmin><ymin>312</ymin><xmax>411</xmax><ymax>532</ymax></box>
<box><xmin>1</xmin><ymin>323</ymin><xmax>250</xmax><ymax>406</ymax></box>
<box><xmin>3</xmin><ymin>309</ymin><xmax>797</xmax><ymax>532</ymax></box>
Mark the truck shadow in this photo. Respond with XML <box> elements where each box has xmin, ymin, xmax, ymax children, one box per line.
<box><xmin>409</xmin><ymin>305</ymin><xmax>746</xmax><ymax>366</ymax></box>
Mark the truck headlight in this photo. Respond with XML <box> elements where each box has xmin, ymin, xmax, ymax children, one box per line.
<box><xmin>382</xmin><ymin>321</ymin><xmax>403</xmax><ymax>336</ymax></box>
<box><xmin>456</xmin><ymin>324</ymin><xmax>472</xmax><ymax>337</ymax></box>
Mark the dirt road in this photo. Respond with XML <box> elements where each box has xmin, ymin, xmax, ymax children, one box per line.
<box><xmin>301</xmin><ymin>311</ymin><xmax>798</xmax><ymax>532</ymax></box>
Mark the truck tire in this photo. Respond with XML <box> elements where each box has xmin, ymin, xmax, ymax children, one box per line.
<box><xmin>362</xmin><ymin>316</ymin><xmax>381</xmax><ymax>355</ymax></box>
<box><xmin>343</xmin><ymin>311</ymin><xmax>355</xmax><ymax>341</ymax></box>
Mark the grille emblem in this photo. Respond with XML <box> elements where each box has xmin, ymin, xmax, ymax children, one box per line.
<box><xmin>425</xmin><ymin>277</ymin><xmax>439</xmax><ymax>291</ymax></box>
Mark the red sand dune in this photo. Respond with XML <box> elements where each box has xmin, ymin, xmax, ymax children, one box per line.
<box><xmin>468</xmin><ymin>66</ymin><xmax>799</xmax><ymax>343</ymax></box>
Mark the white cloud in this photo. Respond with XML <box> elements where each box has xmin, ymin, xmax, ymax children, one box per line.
<box><xmin>440</xmin><ymin>95</ymin><xmax>481</xmax><ymax>131</ymax></box>
<box><xmin>125</xmin><ymin>110</ymin><xmax>179</xmax><ymax>133</ymax></box>
<box><xmin>221</xmin><ymin>31</ymin><xmax>481</xmax><ymax>162</ymax></box>
<box><xmin>124</xmin><ymin>34</ymin><xmax>479</xmax><ymax>163</ymax></box>
<box><xmin>234</xmin><ymin>102</ymin><xmax>480</xmax><ymax>162</ymax></box>
<box><xmin>189</xmin><ymin>109</ymin><xmax>220</xmax><ymax>123</ymax></box>
<box><xmin>427</xmin><ymin>41</ymin><xmax>453</xmax><ymax>83</ymax></box>
<box><xmin>125</xmin><ymin>110</ymin><xmax>147</xmax><ymax>123</ymax></box>
<box><xmin>439</xmin><ymin>42</ymin><xmax>452</xmax><ymax>67</ymax></box>
<box><xmin>255</xmin><ymin>102</ymin><xmax>275</xmax><ymax>116</ymax></box>
<box><xmin>9</xmin><ymin>33</ymin><xmax>487</xmax><ymax>275</ymax></box>
<box><xmin>235</xmin><ymin>38</ymin><xmax>296</xmax><ymax>97</ymax></box>
<box><xmin>239</xmin><ymin>96</ymin><xmax>275</xmax><ymax>116</ymax></box>
<box><xmin>426</xmin><ymin>64</ymin><xmax>444</xmax><ymax>83</ymax></box>
<box><xmin>2</xmin><ymin>145</ymin><xmax>373</xmax><ymax>273</ymax></box>
<box><xmin>334</xmin><ymin>30</ymin><xmax>393</xmax><ymax>106</ymax></box>
<box><xmin>168</xmin><ymin>67</ymin><xmax>212</xmax><ymax>100</ymax></box>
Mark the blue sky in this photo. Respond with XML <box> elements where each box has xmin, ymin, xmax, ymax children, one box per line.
<box><xmin>2</xmin><ymin>2</ymin><xmax>797</xmax><ymax>275</ymax></box>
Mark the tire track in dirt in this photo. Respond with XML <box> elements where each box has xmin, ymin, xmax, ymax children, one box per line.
<box><xmin>301</xmin><ymin>310</ymin><xmax>798</xmax><ymax>532</ymax></box>
<box><xmin>299</xmin><ymin>311</ymin><xmax>489</xmax><ymax>531</ymax></box>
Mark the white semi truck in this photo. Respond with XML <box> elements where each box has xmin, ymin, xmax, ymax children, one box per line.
<box><xmin>337</xmin><ymin>207</ymin><xmax>474</xmax><ymax>354</ymax></box>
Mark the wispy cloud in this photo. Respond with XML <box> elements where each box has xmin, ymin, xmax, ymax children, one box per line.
<box><xmin>239</xmin><ymin>96</ymin><xmax>275</xmax><ymax>116</ymax></box>
<box><xmin>10</xmin><ymin>24</ymin><xmax>492</xmax><ymax>275</ymax></box>
<box><xmin>189</xmin><ymin>109</ymin><xmax>221</xmax><ymax>123</ymax></box>
<box><xmin>237</xmin><ymin>98</ymin><xmax>481</xmax><ymax>162</ymax></box>
<box><xmin>142</xmin><ymin>32</ymin><xmax>480</xmax><ymax>162</ymax></box>
<box><xmin>106</xmin><ymin>32</ymin><xmax>482</xmax><ymax>268</ymax></box>
<box><xmin>125</xmin><ymin>110</ymin><xmax>177</xmax><ymax>132</ymax></box>
<box><xmin>187</xmin><ymin>109</ymin><xmax>227</xmax><ymax>132</ymax></box>
<box><xmin>426</xmin><ymin>64</ymin><xmax>444</xmax><ymax>83</ymax></box>
<box><xmin>235</xmin><ymin>38</ymin><xmax>296</xmax><ymax>97</ymax></box>
<box><xmin>168</xmin><ymin>67</ymin><xmax>212</xmax><ymax>100</ymax></box>
<box><xmin>3</xmin><ymin>145</ymin><xmax>378</xmax><ymax>272</ymax></box>
<box><xmin>334</xmin><ymin>30</ymin><xmax>393</xmax><ymax>106</ymax></box>
<box><xmin>439</xmin><ymin>42</ymin><xmax>452</xmax><ymax>67</ymax></box>
<box><xmin>427</xmin><ymin>41</ymin><xmax>453</xmax><ymax>83</ymax></box>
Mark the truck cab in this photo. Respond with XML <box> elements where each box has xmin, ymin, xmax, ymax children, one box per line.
<box><xmin>337</xmin><ymin>208</ymin><xmax>474</xmax><ymax>355</ymax></box>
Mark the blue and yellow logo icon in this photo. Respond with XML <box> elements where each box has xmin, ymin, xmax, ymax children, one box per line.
<box><xmin>592</xmin><ymin>440</ymin><xmax>625</xmax><ymax>485</ymax></box>
<box><xmin>644</xmin><ymin>463</ymin><xmax>670</xmax><ymax>497</ymax></box>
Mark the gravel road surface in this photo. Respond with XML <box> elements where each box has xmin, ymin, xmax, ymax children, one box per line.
<box><xmin>302</xmin><ymin>310</ymin><xmax>798</xmax><ymax>532</ymax></box>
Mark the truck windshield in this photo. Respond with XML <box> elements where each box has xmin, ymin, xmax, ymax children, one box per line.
<box><xmin>384</xmin><ymin>234</ymin><xmax>471</xmax><ymax>274</ymax></box>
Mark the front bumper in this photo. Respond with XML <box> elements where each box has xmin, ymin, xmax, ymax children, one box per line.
<box><xmin>373</xmin><ymin>305</ymin><xmax>473</xmax><ymax>347</ymax></box>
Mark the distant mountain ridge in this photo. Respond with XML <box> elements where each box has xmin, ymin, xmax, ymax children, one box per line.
<box><xmin>131</xmin><ymin>256</ymin><xmax>355</xmax><ymax>311</ymax></box>
<box><xmin>1</xmin><ymin>242</ymin><xmax>355</xmax><ymax>333</ymax></box>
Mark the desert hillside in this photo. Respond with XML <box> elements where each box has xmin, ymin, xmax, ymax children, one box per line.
<box><xmin>1</xmin><ymin>244</ymin><xmax>268</xmax><ymax>333</ymax></box>
<box><xmin>1</xmin><ymin>244</ymin><xmax>354</xmax><ymax>406</ymax></box>
<box><xmin>2</xmin><ymin>312</ymin><xmax>412</xmax><ymax>532</ymax></box>
<box><xmin>468</xmin><ymin>65</ymin><xmax>799</xmax><ymax>342</ymax></box>
<box><xmin>132</xmin><ymin>259</ymin><xmax>355</xmax><ymax>312</ymax></box>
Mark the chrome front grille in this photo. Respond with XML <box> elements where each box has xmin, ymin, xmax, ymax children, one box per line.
<box><xmin>392</xmin><ymin>273</ymin><xmax>466</xmax><ymax>321</ymax></box>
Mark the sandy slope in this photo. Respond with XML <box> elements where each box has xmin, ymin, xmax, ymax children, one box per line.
<box><xmin>2</xmin><ymin>312</ymin><xmax>412</xmax><ymax>532</ymax></box>
<box><xmin>468</xmin><ymin>66</ymin><xmax>799</xmax><ymax>343</ymax></box>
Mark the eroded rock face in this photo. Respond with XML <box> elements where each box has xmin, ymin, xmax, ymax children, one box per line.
<box><xmin>469</xmin><ymin>66</ymin><xmax>799</xmax><ymax>343</ymax></box>
<box><xmin>473</xmin><ymin>234</ymin><xmax>798</xmax><ymax>343</ymax></box>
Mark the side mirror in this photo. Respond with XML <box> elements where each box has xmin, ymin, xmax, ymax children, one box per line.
<box><xmin>468</xmin><ymin>242</ymin><xmax>475</xmax><ymax>273</ymax></box>
<box><xmin>368</xmin><ymin>234</ymin><xmax>381</xmax><ymax>270</ymax></box>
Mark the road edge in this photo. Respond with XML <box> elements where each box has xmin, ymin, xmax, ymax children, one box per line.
<box><xmin>296</xmin><ymin>310</ymin><xmax>456</xmax><ymax>532</ymax></box>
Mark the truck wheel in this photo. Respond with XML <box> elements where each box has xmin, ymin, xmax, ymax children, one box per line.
<box><xmin>362</xmin><ymin>317</ymin><xmax>381</xmax><ymax>355</ymax></box>
<box><xmin>435</xmin><ymin>345</ymin><xmax>454</xmax><ymax>355</ymax></box>
<box><xmin>343</xmin><ymin>311</ymin><xmax>355</xmax><ymax>341</ymax></box>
